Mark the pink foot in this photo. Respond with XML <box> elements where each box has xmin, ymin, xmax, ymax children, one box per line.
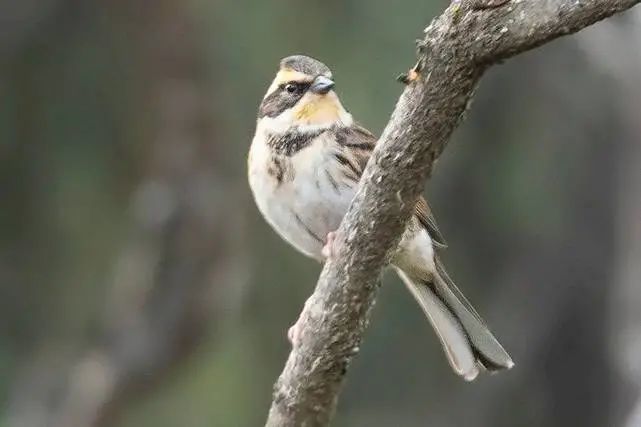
<box><xmin>287</xmin><ymin>321</ymin><xmax>302</xmax><ymax>346</ymax></box>
<box><xmin>287</xmin><ymin>296</ymin><xmax>312</xmax><ymax>347</ymax></box>
<box><xmin>321</xmin><ymin>231</ymin><xmax>339</xmax><ymax>259</ymax></box>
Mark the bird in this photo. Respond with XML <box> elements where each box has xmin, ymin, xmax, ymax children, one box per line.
<box><xmin>248</xmin><ymin>54</ymin><xmax>513</xmax><ymax>381</ymax></box>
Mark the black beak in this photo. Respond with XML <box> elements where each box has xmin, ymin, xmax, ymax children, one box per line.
<box><xmin>310</xmin><ymin>75</ymin><xmax>335</xmax><ymax>94</ymax></box>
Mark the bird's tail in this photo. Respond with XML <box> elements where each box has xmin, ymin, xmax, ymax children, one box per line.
<box><xmin>395</xmin><ymin>258</ymin><xmax>513</xmax><ymax>381</ymax></box>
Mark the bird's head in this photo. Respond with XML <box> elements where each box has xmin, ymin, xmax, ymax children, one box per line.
<box><xmin>257</xmin><ymin>55</ymin><xmax>352</xmax><ymax>133</ymax></box>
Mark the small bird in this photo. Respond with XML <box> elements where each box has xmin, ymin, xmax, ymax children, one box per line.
<box><xmin>248</xmin><ymin>55</ymin><xmax>513</xmax><ymax>381</ymax></box>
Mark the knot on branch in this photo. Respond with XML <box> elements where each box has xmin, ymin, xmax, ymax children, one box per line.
<box><xmin>396</xmin><ymin>58</ymin><xmax>425</xmax><ymax>85</ymax></box>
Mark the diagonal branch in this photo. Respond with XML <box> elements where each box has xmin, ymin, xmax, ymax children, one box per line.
<box><xmin>265</xmin><ymin>0</ymin><xmax>640</xmax><ymax>426</ymax></box>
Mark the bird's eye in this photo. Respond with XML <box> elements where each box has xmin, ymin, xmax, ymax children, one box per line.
<box><xmin>285</xmin><ymin>83</ymin><xmax>297</xmax><ymax>93</ymax></box>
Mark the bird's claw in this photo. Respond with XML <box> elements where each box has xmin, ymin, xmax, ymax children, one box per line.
<box><xmin>321</xmin><ymin>231</ymin><xmax>338</xmax><ymax>259</ymax></box>
<box><xmin>287</xmin><ymin>321</ymin><xmax>302</xmax><ymax>346</ymax></box>
<box><xmin>287</xmin><ymin>296</ymin><xmax>313</xmax><ymax>347</ymax></box>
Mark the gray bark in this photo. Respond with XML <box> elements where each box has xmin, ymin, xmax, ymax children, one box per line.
<box><xmin>265</xmin><ymin>1</ymin><xmax>641</xmax><ymax>426</ymax></box>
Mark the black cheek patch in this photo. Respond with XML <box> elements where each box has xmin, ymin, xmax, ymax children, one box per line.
<box><xmin>258</xmin><ymin>90</ymin><xmax>302</xmax><ymax>118</ymax></box>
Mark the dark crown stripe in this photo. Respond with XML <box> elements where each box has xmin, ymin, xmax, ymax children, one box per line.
<box><xmin>280</xmin><ymin>55</ymin><xmax>331</xmax><ymax>77</ymax></box>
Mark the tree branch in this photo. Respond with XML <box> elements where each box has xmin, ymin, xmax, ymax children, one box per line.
<box><xmin>265</xmin><ymin>0</ymin><xmax>640</xmax><ymax>426</ymax></box>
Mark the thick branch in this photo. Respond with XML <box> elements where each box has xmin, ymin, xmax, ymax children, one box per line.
<box><xmin>266</xmin><ymin>0</ymin><xmax>640</xmax><ymax>426</ymax></box>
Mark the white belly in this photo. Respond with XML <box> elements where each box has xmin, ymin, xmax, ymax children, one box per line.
<box><xmin>248</xmin><ymin>134</ymin><xmax>355</xmax><ymax>260</ymax></box>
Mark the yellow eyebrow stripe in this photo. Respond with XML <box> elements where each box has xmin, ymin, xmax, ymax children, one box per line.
<box><xmin>264</xmin><ymin>68</ymin><xmax>314</xmax><ymax>97</ymax></box>
<box><xmin>274</xmin><ymin>69</ymin><xmax>312</xmax><ymax>85</ymax></box>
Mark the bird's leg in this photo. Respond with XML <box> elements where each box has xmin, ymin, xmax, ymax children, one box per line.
<box><xmin>321</xmin><ymin>230</ymin><xmax>339</xmax><ymax>259</ymax></box>
<box><xmin>287</xmin><ymin>295</ymin><xmax>312</xmax><ymax>346</ymax></box>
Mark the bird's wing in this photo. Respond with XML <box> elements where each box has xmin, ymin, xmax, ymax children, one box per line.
<box><xmin>414</xmin><ymin>196</ymin><xmax>447</xmax><ymax>249</ymax></box>
<box><xmin>331</xmin><ymin>123</ymin><xmax>447</xmax><ymax>248</ymax></box>
<box><xmin>329</xmin><ymin>123</ymin><xmax>376</xmax><ymax>182</ymax></box>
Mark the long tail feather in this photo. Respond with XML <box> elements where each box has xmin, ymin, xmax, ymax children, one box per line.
<box><xmin>395</xmin><ymin>266</ymin><xmax>513</xmax><ymax>381</ymax></box>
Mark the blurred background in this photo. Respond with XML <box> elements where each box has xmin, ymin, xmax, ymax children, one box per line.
<box><xmin>1</xmin><ymin>1</ymin><xmax>640</xmax><ymax>426</ymax></box>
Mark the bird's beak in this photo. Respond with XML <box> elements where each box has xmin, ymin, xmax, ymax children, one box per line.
<box><xmin>310</xmin><ymin>75</ymin><xmax>335</xmax><ymax>95</ymax></box>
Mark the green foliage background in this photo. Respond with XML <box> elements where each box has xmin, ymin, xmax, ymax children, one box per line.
<box><xmin>1</xmin><ymin>1</ymin><xmax>640</xmax><ymax>426</ymax></box>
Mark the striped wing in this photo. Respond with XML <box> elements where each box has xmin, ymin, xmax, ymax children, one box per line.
<box><xmin>331</xmin><ymin>124</ymin><xmax>447</xmax><ymax>248</ymax></box>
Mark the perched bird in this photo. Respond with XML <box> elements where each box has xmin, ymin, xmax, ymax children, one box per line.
<box><xmin>248</xmin><ymin>55</ymin><xmax>513</xmax><ymax>381</ymax></box>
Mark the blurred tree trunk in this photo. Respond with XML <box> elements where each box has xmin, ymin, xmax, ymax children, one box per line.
<box><xmin>576</xmin><ymin>9</ymin><xmax>641</xmax><ymax>426</ymax></box>
<box><xmin>615</xmin><ymin>102</ymin><xmax>641</xmax><ymax>427</ymax></box>
<box><xmin>440</xmin><ymin>15</ymin><xmax>640</xmax><ymax>426</ymax></box>
<box><xmin>7</xmin><ymin>1</ymin><xmax>247</xmax><ymax>426</ymax></box>
<box><xmin>413</xmin><ymin>26</ymin><xmax>633</xmax><ymax>425</ymax></box>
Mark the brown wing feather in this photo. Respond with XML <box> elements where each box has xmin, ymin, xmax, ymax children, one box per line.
<box><xmin>332</xmin><ymin>124</ymin><xmax>376</xmax><ymax>176</ymax></box>
<box><xmin>415</xmin><ymin>196</ymin><xmax>447</xmax><ymax>248</ymax></box>
<box><xmin>333</xmin><ymin>124</ymin><xmax>447</xmax><ymax>248</ymax></box>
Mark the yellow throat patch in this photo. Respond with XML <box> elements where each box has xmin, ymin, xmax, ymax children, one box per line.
<box><xmin>293</xmin><ymin>93</ymin><xmax>341</xmax><ymax>125</ymax></box>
